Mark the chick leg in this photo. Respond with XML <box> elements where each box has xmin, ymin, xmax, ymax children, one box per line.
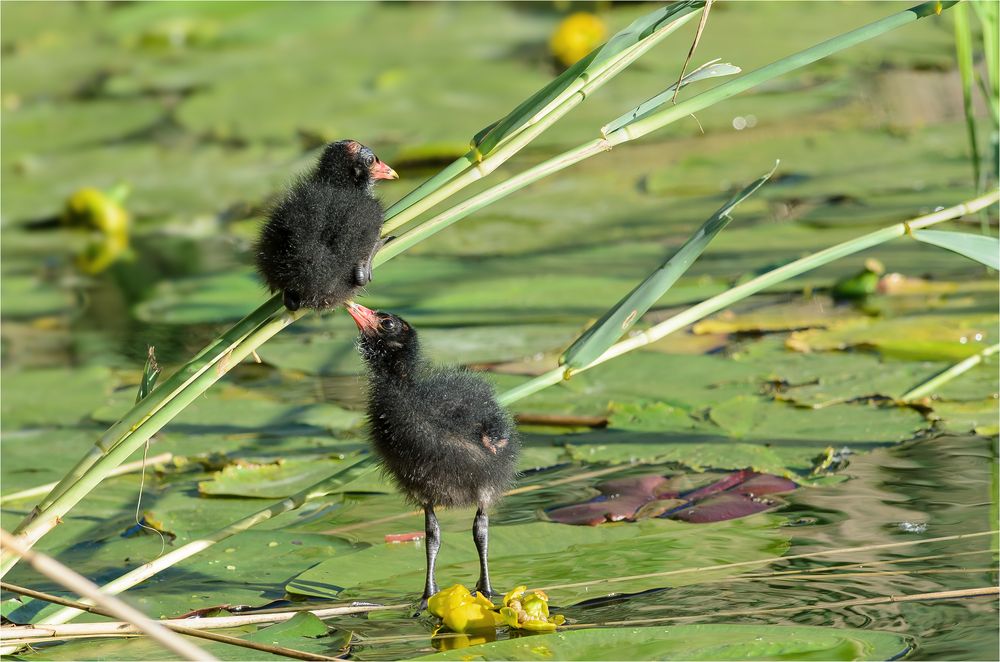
<box><xmin>421</xmin><ymin>504</ymin><xmax>441</xmax><ymax>606</ymax></box>
<box><xmin>472</xmin><ymin>507</ymin><xmax>493</xmax><ymax>597</ymax></box>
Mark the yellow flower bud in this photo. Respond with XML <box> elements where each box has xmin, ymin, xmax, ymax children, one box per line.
<box><xmin>549</xmin><ymin>13</ymin><xmax>607</xmax><ymax>68</ymax></box>
<box><xmin>62</xmin><ymin>187</ymin><xmax>130</xmax><ymax>237</ymax></box>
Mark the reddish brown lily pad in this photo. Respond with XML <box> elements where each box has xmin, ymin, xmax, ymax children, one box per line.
<box><xmin>546</xmin><ymin>470</ymin><xmax>797</xmax><ymax>526</ymax></box>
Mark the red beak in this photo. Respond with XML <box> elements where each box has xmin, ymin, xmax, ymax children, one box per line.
<box><xmin>346</xmin><ymin>302</ymin><xmax>380</xmax><ymax>333</ymax></box>
<box><xmin>369</xmin><ymin>159</ymin><xmax>398</xmax><ymax>181</ymax></box>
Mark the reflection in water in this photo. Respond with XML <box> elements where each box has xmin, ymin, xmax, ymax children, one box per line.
<box><xmin>348</xmin><ymin>435</ymin><xmax>998</xmax><ymax>661</ymax></box>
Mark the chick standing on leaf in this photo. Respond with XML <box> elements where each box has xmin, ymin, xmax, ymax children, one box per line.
<box><xmin>345</xmin><ymin>303</ymin><xmax>519</xmax><ymax>607</ymax></box>
<box><xmin>255</xmin><ymin>139</ymin><xmax>398</xmax><ymax>311</ymax></box>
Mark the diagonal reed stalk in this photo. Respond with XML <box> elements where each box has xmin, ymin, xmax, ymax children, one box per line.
<box><xmin>31</xmin><ymin>187</ymin><xmax>997</xmax><ymax>627</ymax></box>
<box><xmin>497</xmin><ymin>191</ymin><xmax>1000</xmax><ymax>405</ymax></box>
<box><xmin>901</xmin><ymin>342</ymin><xmax>1000</xmax><ymax>401</ymax></box>
<box><xmin>0</xmin><ymin>0</ymin><xmax>959</xmax><ymax>580</ymax></box>
<box><xmin>381</xmin><ymin>2</ymin><xmax>705</xmax><ymax>232</ymax></box>
<box><xmin>0</xmin><ymin>530</ymin><xmax>214</xmax><ymax>661</ymax></box>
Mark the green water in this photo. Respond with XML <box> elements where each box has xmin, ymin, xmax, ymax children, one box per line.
<box><xmin>1</xmin><ymin>1</ymin><xmax>997</xmax><ymax>660</ymax></box>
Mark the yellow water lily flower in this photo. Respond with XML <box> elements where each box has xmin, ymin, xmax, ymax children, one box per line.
<box><xmin>500</xmin><ymin>585</ymin><xmax>564</xmax><ymax>631</ymax></box>
<box><xmin>427</xmin><ymin>584</ymin><xmax>503</xmax><ymax>633</ymax></box>
<box><xmin>62</xmin><ymin>186</ymin><xmax>130</xmax><ymax>237</ymax></box>
<box><xmin>549</xmin><ymin>12</ymin><xmax>607</xmax><ymax>68</ymax></box>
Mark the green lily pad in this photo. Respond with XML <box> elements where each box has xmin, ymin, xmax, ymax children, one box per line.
<box><xmin>0</xmin><ymin>273</ymin><xmax>75</xmax><ymax>319</ymax></box>
<box><xmin>708</xmin><ymin>395</ymin><xmax>927</xmax><ymax>443</ymax></box>
<box><xmin>288</xmin><ymin>515</ymin><xmax>789</xmax><ymax>605</ymax></box>
<box><xmin>259</xmin><ymin>318</ymin><xmax>580</xmax><ymax>375</ymax></box>
<box><xmin>198</xmin><ymin>454</ymin><xmax>368</xmax><ymax>499</ymax></box>
<box><xmin>243</xmin><ymin>611</ymin><xmax>328</xmax><ymax>643</ymax></box>
<box><xmin>420</xmin><ymin>624</ymin><xmax>911</xmax><ymax>661</ymax></box>
<box><xmin>930</xmin><ymin>399</ymin><xmax>1000</xmax><ymax>436</ymax></box>
<box><xmin>1</xmin><ymin>99</ymin><xmax>164</xmax><ymax>165</ymax></box>
<box><xmin>91</xmin><ymin>383</ymin><xmax>362</xmax><ymax>434</ymax></box>
<box><xmin>1</xmin><ymin>365</ymin><xmax>112</xmax><ymax>428</ymax></box>
<box><xmin>787</xmin><ymin>313</ymin><xmax>998</xmax><ymax>361</ymax></box>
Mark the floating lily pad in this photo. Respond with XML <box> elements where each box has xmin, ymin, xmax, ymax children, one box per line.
<box><xmin>708</xmin><ymin>395</ymin><xmax>927</xmax><ymax>443</ymax></box>
<box><xmin>420</xmin><ymin>624</ymin><xmax>911</xmax><ymax>661</ymax></box>
<box><xmin>91</xmin><ymin>383</ymin><xmax>362</xmax><ymax>434</ymax></box>
<box><xmin>198</xmin><ymin>454</ymin><xmax>369</xmax><ymax>499</ymax></box>
<box><xmin>0</xmin><ymin>273</ymin><xmax>75</xmax><ymax>319</ymax></box>
<box><xmin>259</xmin><ymin>317</ymin><xmax>580</xmax><ymax>375</ymax></box>
<box><xmin>1</xmin><ymin>365</ymin><xmax>112</xmax><ymax>428</ymax></box>
<box><xmin>288</xmin><ymin>515</ymin><xmax>789</xmax><ymax>605</ymax></box>
<box><xmin>930</xmin><ymin>399</ymin><xmax>1000</xmax><ymax>437</ymax></box>
<box><xmin>547</xmin><ymin>470</ymin><xmax>796</xmax><ymax>526</ymax></box>
<box><xmin>786</xmin><ymin>313</ymin><xmax>998</xmax><ymax>362</ymax></box>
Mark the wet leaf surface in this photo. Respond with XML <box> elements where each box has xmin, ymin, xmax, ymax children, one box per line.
<box><xmin>419</xmin><ymin>624</ymin><xmax>911</xmax><ymax>661</ymax></box>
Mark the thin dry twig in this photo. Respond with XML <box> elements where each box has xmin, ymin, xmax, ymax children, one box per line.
<box><xmin>4</xmin><ymin>604</ymin><xmax>408</xmax><ymax>642</ymax></box>
<box><xmin>0</xmin><ymin>530</ymin><xmax>214</xmax><ymax>661</ymax></box>
<box><xmin>0</xmin><ymin>582</ymin><xmax>339</xmax><ymax>661</ymax></box>
<box><xmin>672</xmin><ymin>0</ymin><xmax>714</xmax><ymax>103</ymax></box>
<box><xmin>538</xmin><ymin>530</ymin><xmax>999</xmax><ymax>593</ymax></box>
<box><xmin>571</xmin><ymin>586</ymin><xmax>1000</xmax><ymax>628</ymax></box>
<box><xmin>0</xmin><ymin>453</ymin><xmax>174</xmax><ymax>505</ymax></box>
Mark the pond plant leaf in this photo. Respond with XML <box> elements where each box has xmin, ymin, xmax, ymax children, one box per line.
<box><xmin>198</xmin><ymin>454</ymin><xmax>368</xmax><ymax>499</ymax></box>
<box><xmin>602</xmin><ymin>59</ymin><xmax>742</xmax><ymax>136</ymax></box>
<box><xmin>418</xmin><ymin>623</ymin><xmax>911</xmax><ymax>661</ymax></box>
<box><xmin>561</xmin><ymin>164</ymin><xmax>775</xmax><ymax>369</ymax></box>
<box><xmin>243</xmin><ymin>612</ymin><xmax>328</xmax><ymax>643</ymax></box>
<box><xmin>910</xmin><ymin>229</ymin><xmax>1000</xmax><ymax>269</ymax></box>
<box><xmin>547</xmin><ymin>469</ymin><xmax>796</xmax><ymax>526</ymax></box>
<box><xmin>288</xmin><ymin>515</ymin><xmax>788</xmax><ymax>605</ymax></box>
<box><xmin>1</xmin><ymin>366</ymin><xmax>112</xmax><ymax>428</ymax></box>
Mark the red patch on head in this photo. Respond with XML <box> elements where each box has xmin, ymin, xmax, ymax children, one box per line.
<box><xmin>344</xmin><ymin>140</ymin><xmax>362</xmax><ymax>155</ymax></box>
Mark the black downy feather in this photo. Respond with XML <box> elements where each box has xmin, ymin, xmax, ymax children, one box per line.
<box><xmin>255</xmin><ymin>140</ymin><xmax>393</xmax><ymax>311</ymax></box>
<box><xmin>356</xmin><ymin>312</ymin><xmax>520</xmax><ymax>509</ymax></box>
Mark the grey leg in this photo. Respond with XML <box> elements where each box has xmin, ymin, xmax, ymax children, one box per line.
<box><xmin>473</xmin><ymin>507</ymin><xmax>492</xmax><ymax>597</ymax></box>
<box><xmin>421</xmin><ymin>505</ymin><xmax>441</xmax><ymax>604</ymax></box>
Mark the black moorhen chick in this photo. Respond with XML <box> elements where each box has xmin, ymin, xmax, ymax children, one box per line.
<box><xmin>255</xmin><ymin>140</ymin><xmax>398</xmax><ymax>311</ymax></box>
<box><xmin>346</xmin><ymin>302</ymin><xmax>520</xmax><ymax>604</ymax></box>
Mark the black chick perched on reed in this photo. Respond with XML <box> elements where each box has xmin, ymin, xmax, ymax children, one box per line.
<box><xmin>346</xmin><ymin>302</ymin><xmax>520</xmax><ymax>604</ymax></box>
<box><xmin>255</xmin><ymin>140</ymin><xmax>398</xmax><ymax>311</ymax></box>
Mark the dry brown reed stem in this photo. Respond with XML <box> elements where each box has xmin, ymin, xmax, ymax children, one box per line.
<box><xmin>0</xmin><ymin>530</ymin><xmax>213</xmax><ymax>661</ymax></box>
<box><xmin>3</xmin><ymin>603</ymin><xmax>408</xmax><ymax>643</ymax></box>
<box><xmin>0</xmin><ymin>453</ymin><xmax>174</xmax><ymax>505</ymax></box>
<box><xmin>0</xmin><ymin>582</ymin><xmax>341</xmax><ymax>661</ymax></box>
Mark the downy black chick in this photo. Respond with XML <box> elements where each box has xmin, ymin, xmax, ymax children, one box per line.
<box><xmin>255</xmin><ymin>140</ymin><xmax>398</xmax><ymax>311</ymax></box>
<box><xmin>346</xmin><ymin>303</ymin><xmax>520</xmax><ymax>604</ymax></box>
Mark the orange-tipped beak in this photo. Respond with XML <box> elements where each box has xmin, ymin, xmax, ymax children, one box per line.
<box><xmin>370</xmin><ymin>159</ymin><xmax>398</xmax><ymax>181</ymax></box>
<box><xmin>346</xmin><ymin>302</ymin><xmax>380</xmax><ymax>333</ymax></box>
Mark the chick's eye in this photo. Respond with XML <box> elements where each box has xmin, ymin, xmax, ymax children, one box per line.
<box><xmin>364</xmin><ymin>155</ymin><xmax>375</xmax><ymax>167</ymax></box>
<box><xmin>380</xmin><ymin>317</ymin><xmax>398</xmax><ymax>332</ymax></box>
